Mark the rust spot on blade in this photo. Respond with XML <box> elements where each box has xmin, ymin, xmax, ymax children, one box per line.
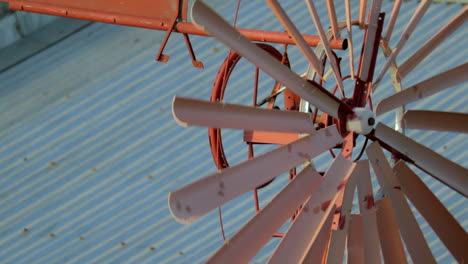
<box><xmin>393</xmin><ymin>186</ymin><xmax>401</xmax><ymax>190</ymax></box>
<box><xmin>364</xmin><ymin>195</ymin><xmax>375</xmax><ymax>209</ymax></box>
<box><xmin>321</xmin><ymin>200</ymin><xmax>331</xmax><ymax>211</ymax></box>
<box><xmin>185</xmin><ymin>206</ymin><xmax>192</xmax><ymax>213</ymax></box>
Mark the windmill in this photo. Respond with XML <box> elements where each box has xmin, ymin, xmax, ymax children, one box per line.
<box><xmin>1</xmin><ymin>0</ymin><xmax>467</xmax><ymax>263</ymax></box>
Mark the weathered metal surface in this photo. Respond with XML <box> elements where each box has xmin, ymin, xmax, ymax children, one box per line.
<box><xmin>0</xmin><ymin>1</ymin><xmax>466</xmax><ymax>263</ymax></box>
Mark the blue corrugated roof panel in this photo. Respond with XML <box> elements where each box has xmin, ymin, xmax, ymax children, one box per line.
<box><xmin>0</xmin><ymin>1</ymin><xmax>466</xmax><ymax>263</ymax></box>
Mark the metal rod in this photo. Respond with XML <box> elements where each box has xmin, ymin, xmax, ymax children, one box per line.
<box><xmin>8</xmin><ymin>0</ymin><xmax>347</xmax><ymax>49</ymax></box>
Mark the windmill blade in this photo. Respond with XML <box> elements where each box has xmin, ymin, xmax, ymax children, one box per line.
<box><xmin>373</xmin><ymin>123</ymin><xmax>468</xmax><ymax>196</ymax></box>
<box><xmin>301</xmin><ymin>204</ymin><xmax>335</xmax><ymax>264</ymax></box>
<box><xmin>375</xmin><ymin>198</ymin><xmax>407</xmax><ymax>264</ymax></box>
<box><xmin>326</xmin><ymin>0</ymin><xmax>340</xmax><ymax>39</ymax></box>
<box><xmin>344</xmin><ymin>0</ymin><xmax>355</xmax><ymax>79</ymax></box>
<box><xmin>373</xmin><ymin>0</ymin><xmax>432</xmax><ymax>90</ymax></box>
<box><xmin>399</xmin><ymin>6</ymin><xmax>468</xmax><ymax>79</ymax></box>
<box><xmin>172</xmin><ymin>97</ymin><xmax>316</xmax><ymax>133</ymax></box>
<box><xmin>402</xmin><ymin>110</ymin><xmax>468</xmax><ymax>133</ymax></box>
<box><xmin>393</xmin><ymin>161</ymin><xmax>468</xmax><ymax>263</ymax></box>
<box><xmin>359</xmin><ymin>0</ymin><xmax>383</xmax><ymax>82</ymax></box>
<box><xmin>265</xmin><ymin>0</ymin><xmax>324</xmax><ymax>76</ymax></box>
<box><xmin>356</xmin><ymin>160</ymin><xmax>381</xmax><ymax>263</ymax></box>
<box><xmin>168</xmin><ymin>125</ymin><xmax>342</xmax><ymax>223</ymax></box>
<box><xmin>347</xmin><ymin>214</ymin><xmax>365</xmax><ymax>264</ymax></box>
<box><xmin>375</xmin><ymin>62</ymin><xmax>468</xmax><ymax>116</ymax></box>
<box><xmin>207</xmin><ymin>165</ymin><xmax>323</xmax><ymax>264</ymax></box>
<box><xmin>191</xmin><ymin>1</ymin><xmax>346</xmax><ymax>118</ymax></box>
<box><xmin>366</xmin><ymin>141</ymin><xmax>437</xmax><ymax>264</ymax></box>
<box><xmin>305</xmin><ymin>0</ymin><xmax>345</xmax><ymax>96</ymax></box>
<box><xmin>267</xmin><ymin>155</ymin><xmax>357</xmax><ymax>264</ymax></box>
<box><xmin>326</xmin><ymin>171</ymin><xmax>358</xmax><ymax>263</ymax></box>
<box><xmin>359</xmin><ymin>0</ymin><xmax>367</xmax><ymax>28</ymax></box>
<box><xmin>383</xmin><ymin>0</ymin><xmax>403</xmax><ymax>42</ymax></box>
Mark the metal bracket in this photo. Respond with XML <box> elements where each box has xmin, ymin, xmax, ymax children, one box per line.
<box><xmin>183</xmin><ymin>33</ymin><xmax>204</xmax><ymax>68</ymax></box>
<box><xmin>154</xmin><ymin>18</ymin><xmax>177</xmax><ymax>63</ymax></box>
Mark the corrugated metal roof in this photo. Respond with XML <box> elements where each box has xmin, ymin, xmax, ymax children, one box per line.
<box><xmin>0</xmin><ymin>1</ymin><xmax>466</xmax><ymax>263</ymax></box>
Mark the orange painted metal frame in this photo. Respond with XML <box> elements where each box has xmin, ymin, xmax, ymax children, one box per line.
<box><xmin>4</xmin><ymin>0</ymin><xmax>347</xmax><ymax>49</ymax></box>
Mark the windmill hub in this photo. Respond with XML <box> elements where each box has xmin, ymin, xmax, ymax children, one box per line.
<box><xmin>346</xmin><ymin>107</ymin><xmax>375</xmax><ymax>135</ymax></box>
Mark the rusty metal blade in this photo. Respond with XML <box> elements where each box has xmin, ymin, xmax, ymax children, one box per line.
<box><xmin>172</xmin><ymin>97</ymin><xmax>315</xmax><ymax>133</ymax></box>
<box><xmin>393</xmin><ymin>161</ymin><xmax>468</xmax><ymax>263</ymax></box>
<box><xmin>399</xmin><ymin>6</ymin><xmax>468</xmax><ymax>78</ymax></box>
<box><xmin>402</xmin><ymin>110</ymin><xmax>468</xmax><ymax>133</ymax></box>
<box><xmin>191</xmin><ymin>1</ymin><xmax>342</xmax><ymax>118</ymax></box>
<box><xmin>373</xmin><ymin>0</ymin><xmax>432</xmax><ymax>90</ymax></box>
<box><xmin>373</xmin><ymin>123</ymin><xmax>468</xmax><ymax>196</ymax></box>
<box><xmin>375</xmin><ymin>62</ymin><xmax>468</xmax><ymax>116</ymax></box>
<box><xmin>267</xmin><ymin>155</ymin><xmax>357</xmax><ymax>264</ymax></box>
<box><xmin>367</xmin><ymin>141</ymin><xmax>437</xmax><ymax>264</ymax></box>
<box><xmin>305</xmin><ymin>0</ymin><xmax>345</xmax><ymax>95</ymax></box>
<box><xmin>356</xmin><ymin>160</ymin><xmax>381</xmax><ymax>263</ymax></box>
<box><xmin>266</xmin><ymin>0</ymin><xmax>323</xmax><ymax>77</ymax></box>
<box><xmin>207</xmin><ymin>165</ymin><xmax>322</xmax><ymax>264</ymax></box>
<box><xmin>168</xmin><ymin>125</ymin><xmax>342</xmax><ymax>223</ymax></box>
<box><xmin>376</xmin><ymin>198</ymin><xmax>407</xmax><ymax>264</ymax></box>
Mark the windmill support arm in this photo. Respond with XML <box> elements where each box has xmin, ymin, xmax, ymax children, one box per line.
<box><xmin>2</xmin><ymin>0</ymin><xmax>347</xmax><ymax>50</ymax></box>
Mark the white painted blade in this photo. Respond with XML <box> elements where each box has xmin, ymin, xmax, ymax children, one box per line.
<box><xmin>356</xmin><ymin>160</ymin><xmax>381</xmax><ymax>264</ymax></box>
<box><xmin>326</xmin><ymin>0</ymin><xmax>339</xmax><ymax>39</ymax></box>
<box><xmin>393</xmin><ymin>161</ymin><xmax>468</xmax><ymax>263</ymax></box>
<box><xmin>305</xmin><ymin>0</ymin><xmax>345</xmax><ymax>95</ymax></box>
<box><xmin>347</xmin><ymin>214</ymin><xmax>365</xmax><ymax>264</ymax></box>
<box><xmin>359</xmin><ymin>0</ymin><xmax>383</xmax><ymax>82</ymax></box>
<box><xmin>375</xmin><ymin>62</ymin><xmax>468</xmax><ymax>116</ymax></box>
<box><xmin>344</xmin><ymin>0</ymin><xmax>355</xmax><ymax>79</ymax></box>
<box><xmin>403</xmin><ymin>110</ymin><xmax>468</xmax><ymax>133</ymax></box>
<box><xmin>373</xmin><ymin>0</ymin><xmax>432</xmax><ymax>90</ymax></box>
<box><xmin>325</xmin><ymin>171</ymin><xmax>358</xmax><ymax>264</ymax></box>
<box><xmin>366</xmin><ymin>141</ymin><xmax>437</xmax><ymax>264</ymax></box>
<box><xmin>302</xmin><ymin>204</ymin><xmax>335</xmax><ymax>264</ymax></box>
<box><xmin>383</xmin><ymin>0</ymin><xmax>402</xmax><ymax>42</ymax></box>
<box><xmin>168</xmin><ymin>125</ymin><xmax>342</xmax><ymax>223</ymax></box>
<box><xmin>374</xmin><ymin>123</ymin><xmax>468</xmax><ymax>196</ymax></box>
<box><xmin>376</xmin><ymin>198</ymin><xmax>407</xmax><ymax>264</ymax></box>
<box><xmin>399</xmin><ymin>6</ymin><xmax>468</xmax><ymax>79</ymax></box>
<box><xmin>172</xmin><ymin>97</ymin><xmax>316</xmax><ymax>133</ymax></box>
<box><xmin>266</xmin><ymin>0</ymin><xmax>323</xmax><ymax>76</ymax></box>
<box><xmin>207</xmin><ymin>165</ymin><xmax>323</xmax><ymax>264</ymax></box>
<box><xmin>359</xmin><ymin>0</ymin><xmax>367</xmax><ymax>28</ymax></box>
<box><xmin>191</xmin><ymin>1</ymin><xmax>343</xmax><ymax>118</ymax></box>
<box><xmin>267</xmin><ymin>155</ymin><xmax>357</xmax><ymax>264</ymax></box>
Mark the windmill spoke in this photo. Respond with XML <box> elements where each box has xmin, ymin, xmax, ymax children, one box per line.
<box><xmin>266</xmin><ymin>0</ymin><xmax>324</xmax><ymax>77</ymax></box>
<box><xmin>168</xmin><ymin>125</ymin><xmax>342</xmax><ymax>223</ymax></box>
<box><xmin>191</xmin><ymin>1</ymin><xmax>347</xmax><ymax>118</ymax></box>
<box><xmin>268</xmin><ymin>155</ymin><xmax>358</xmax><ymax>264</ymax></box>
<box><xmin>305</xmin><ymin>0</ymin><xmax>345</xmax><ymax>97</ymax></box>
<box><xmin>402</xmin><ymin>110</ymin><xmax>468</xmax><ymax>133</ymax></box>
<box><xmin>375</xmin><ymin>62</ymin><xmax>468</xmax><ymax>115</ymax></box>
<box><xmin>345</xmin><ymin>0</ymin><xmax>355</xmax><ymax>79</ymax></box>
<box><xmin>383</xmin><ymin>0</ymin><xmax>402</xmax><ymax>42</ymax></box>
<box><xmin>399</xmin><ymin>6</ymin><xmax>468</xmax><ymax>79</ymax></box>
<box><xmin>394</xmin><ymin>161</ymin><xmax>468</xmax><ymax>263</ymax></box>
<box><xmin>207</xmin><ymin>165</ymin><xmax>323</xmax><ymax>264</ymax></box>
<box><xmin>376</xmin><ymin>198</ymin><xmax>408</xmax><ymax>264</ymax></box>
<box><xmin>366</xmin><ymin>142</ymin><xmax>437</xmax><ymax>264</ymax></box>
<box><xmin>373</xmin><ymin>0</ymin><xmax>433</xmax><ymax>90</ymax></box>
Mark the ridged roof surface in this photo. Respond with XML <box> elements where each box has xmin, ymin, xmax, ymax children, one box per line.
<box><xmin>0</xmin><ymin>0</ymin><xmax>466</xmax><ymax>263</ymax></box>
